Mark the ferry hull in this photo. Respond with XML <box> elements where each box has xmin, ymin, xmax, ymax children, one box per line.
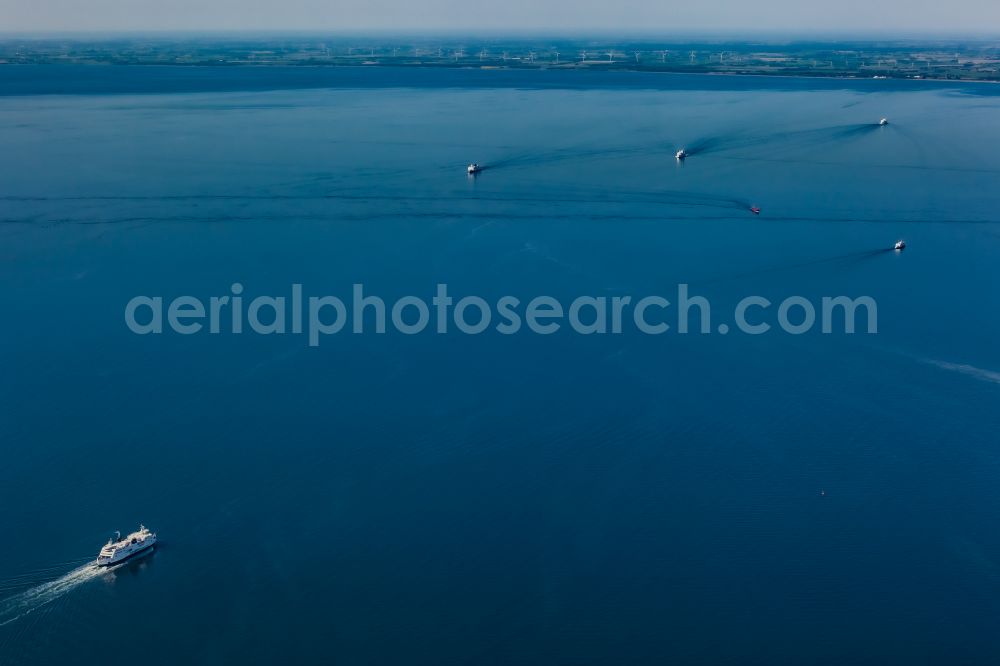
<box><xmin>97</xmin><ymin>540</ymin><xmax>156</xmax><ymax>567</ymax></box>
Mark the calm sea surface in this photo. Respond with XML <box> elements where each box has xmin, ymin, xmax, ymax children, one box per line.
<box><xmin>1</xmin><ymin>66</ymin><xmax>1000</xmax><ymax>665</ymax></box>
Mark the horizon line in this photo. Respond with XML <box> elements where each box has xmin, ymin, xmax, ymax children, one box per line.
<box><xmin>2</xmin><ymin>29</ymin><xmax>1000</xmax><ymax>41</ymax></box>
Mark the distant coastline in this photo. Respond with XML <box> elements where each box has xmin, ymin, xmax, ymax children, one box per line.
<box><xmin>2</xmin><ymin>36</ymin><xmax>999</xmax><ymax>82</ymax></box>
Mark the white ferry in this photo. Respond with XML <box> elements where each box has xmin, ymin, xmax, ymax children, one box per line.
<box><xmin>467</xmin><ymin>163</ymin><xmax>482</xmax><ymax>174</ymax></box>
<box><xmin>97</xmin><ymin>525</ymin><xmax>157</xmax><ymax>566</ymax></box>
<box><xmin>879</xmin><ymin>118</ymin><xmax>889</xmax><ymax>126</ymax></box>
<box><xmin>675</xmin><ymin>149</ymin><xmax>687</xmax><ymax>160</ymax></box>
<box><xmin>894</xmin><ymin>240</ymin><xmax>906</xmax><ymax>250</ymax></box>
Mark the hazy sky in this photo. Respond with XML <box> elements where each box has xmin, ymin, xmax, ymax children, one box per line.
<box><xmin>1</xmin><ymin>0</ymin><xmax>998</xmax><ymax>34</ymax></box>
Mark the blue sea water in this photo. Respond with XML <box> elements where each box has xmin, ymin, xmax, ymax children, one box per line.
<box><xmin>1</xmin><ymin>66</ymin><xmax>1000</xmax><ymax>665</ymax></box>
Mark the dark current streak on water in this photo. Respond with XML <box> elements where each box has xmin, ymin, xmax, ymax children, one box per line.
<box><xmin>4</xmin><ymin>65</ymin><xmax>1000</xmax><ymax>97</ymax></box>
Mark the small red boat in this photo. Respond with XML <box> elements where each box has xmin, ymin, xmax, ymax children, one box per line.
<box><xmin>750</xmin><ymin>206</ymin><xmax>761</xmax><ymax>215</ymax></box>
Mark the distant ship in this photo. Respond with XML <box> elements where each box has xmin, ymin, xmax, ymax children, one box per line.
<box><xmin>750</xmin><ymin>206</ymin><xmax>761</xmax><ymax>215</ymax></box>
<box><xmin>675</xmin><ymin>149</ymin><xmax>687</xmax><ymax>160</ymax></box>
<box><xmin>879</xmin><ymin>118</ymin><xmax>889</xmax><ymax>126</ymax></box>
<box><xmin>467</xmin><ymin>163</ymin><xmax>482</xmax><ymax>174</ymax></box>
<box><xmin>894</xmin><ymin>240</ymin><xmax>906</xmax><ymax>250</ymax></box>
<box><xmin>97</xmin><ymin>525</ymin><xmax>157</xmax><ymax>566</ymax></box>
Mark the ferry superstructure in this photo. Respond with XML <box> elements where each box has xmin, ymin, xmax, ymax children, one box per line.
<box><xmin>97</xmin><ymin>525</ymin><xmax>156</xmax><ymax>566</ymax></box>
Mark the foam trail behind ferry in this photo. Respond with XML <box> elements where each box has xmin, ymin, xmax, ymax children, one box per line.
<box><xmin>0</xmin><ymin>562</ymin><xmax>103</xmax><ymax>627</ymax></box>
<box><xmin>923</xmin><ymin>359</ymin><xmax>1000</xmax><ymax>386</ymax></box>
<box><xmin>693</xmin><ymin>248</ymin><xmax>892</xmax><ymax>286</ymax></box>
